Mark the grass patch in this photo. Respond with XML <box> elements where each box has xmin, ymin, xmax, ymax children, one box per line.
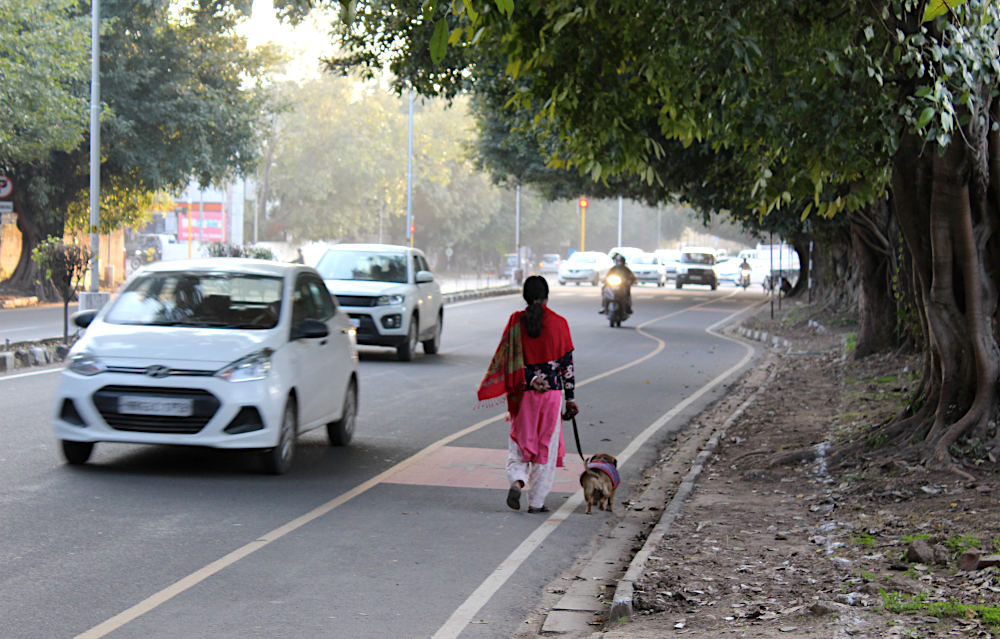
<box><xmin>844</xmin><ymin>332</ymin><xmax>858</xmax><ymax>355</ymax></box>
<box><xmin>944</xmin><ymin>535</ymin><xmax>980</xmax><ymax>555</ymax></box>
<box><xmin>881</xmin><ymin>591</ymin><xmax>1000</xmax><ymax>629</ymax></box>
<box><xmin>900</xmin><ymin>533</ymin><xmax>932</xmax><ymax>545</ymax></box>
<box><xmin>852</xmin><ymin>534</ymin><xmax>877</xmax><ymax>547</ymax></box>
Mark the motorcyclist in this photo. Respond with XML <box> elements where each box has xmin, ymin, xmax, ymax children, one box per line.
<box><xmin>599</xmin><ymin>254</ymin><xmax>636</xmax><ymax>315</ymax></box>
<box><xmin>739</xmin><ymin>258</ymin><xmax>751</xmax><ymax>286</ymax></box>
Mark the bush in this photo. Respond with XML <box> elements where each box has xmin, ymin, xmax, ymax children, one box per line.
<box><xmin>206</xmin><ymin>242</ymin><xmax>275</xmax><ymax>260</ymax></box>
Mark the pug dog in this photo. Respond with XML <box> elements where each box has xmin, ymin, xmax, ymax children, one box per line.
<box><xmin>579</xmin><ymin>453</ymin><xmax>620</xmax><ymax>515</ymax></box>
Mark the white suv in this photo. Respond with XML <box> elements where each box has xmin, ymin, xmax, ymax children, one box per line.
<box><xmin>316</xmin><ymin>244</ymin><xmax>443</xmax><ymax>361</ymax></box>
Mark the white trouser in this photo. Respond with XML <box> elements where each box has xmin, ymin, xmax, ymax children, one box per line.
<box><xmin>507</xmin><ymin>420</ymin><xmax>562</xmax><ymax>509</ymax></box>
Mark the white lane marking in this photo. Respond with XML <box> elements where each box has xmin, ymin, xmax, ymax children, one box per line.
<box><xmin>431</xmin><ymin>292</ymin><xmax>755</xmax><ymax>639</ymax></box>
<box><xmin>74</xmin><ymin>291</ymin><xmax>749</xmax><ymax>639</ymax></box>
<box><xmin>0</xmin><ymin>367</ymin><xmax>62</xmax><ymax>381</ymax></box>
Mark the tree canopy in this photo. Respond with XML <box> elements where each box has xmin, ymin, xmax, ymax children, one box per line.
<box><xmin>315</xmin><ymin>0</ymin><xmax>1000</xmax><ymax>469</ymax></box>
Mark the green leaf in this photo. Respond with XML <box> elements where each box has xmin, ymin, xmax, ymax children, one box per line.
<box><xmin>462</xmin><ymin>0</ymin><xmax>479</xmax><ymax>22</ymax></box>
<box><xmin>430</xmin><ymin>19</ymin><xmax>450</xmax><ymax>64</ymax></box>
<box><xmin>917</xmin><ymin>106</ymin><xmax>936</xmax><ymax>129</ymax></box>
<box><xmin>495</xmin><ymin>0</ymin><xmax>514</xmax><ymax>18</ymax></box>
<box><xmin>922</xmin><ymin>0</ymin><xmax>966</xmax><ymax>22</ymax></box>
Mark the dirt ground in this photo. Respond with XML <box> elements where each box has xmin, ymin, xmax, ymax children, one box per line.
<box><xmin>600</xmin><ymin>299</ymin><xmax>1000</xmax><ymax>639</ymax></box>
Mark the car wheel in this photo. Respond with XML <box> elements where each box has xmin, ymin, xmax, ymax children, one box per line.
<box><xmin>262</xmin><ymin>398</ymin><xmax>297</xmax><ymax>475</ymax></box>
<box><xmin>711</xmin><ymin>281</ymin><xmax>718</xmax><ymax>291</ymax></box>
<box><xmin>558</xmin><ymin>280</ymin><xmax>565</xmax><ymax>286</ymax></box>
<box><xmin>591</xmin><ymin>276</ymin><xmax>599</xmax><ymax>286</ymax></box>
<box><xmin>61</xmin><ymin>440</ymin><xmax>94</xmax><ymax>465</ymax></box>
<box><xmin>327</xmin><ymin>380</ymin><xmax>357</xmax><ymax>446</ymax></box>
<box><xmin>397</xmin><ymin>316</ymin><xmax>418</xmax><ymax>361</ymax></box>
<box><xmin>675</xmin><ymin>280</ymin><xmax>683</xmax><ymax>289</ymax></box>
<box><xmin>422</xmin><ymin>311</ymin><xmax>442</xmax><ymax>354</ymax></box>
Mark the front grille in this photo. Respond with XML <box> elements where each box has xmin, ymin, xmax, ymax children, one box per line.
<box><xmin>336</xmin><ymin>295</ymin><xmax>378</xmax><ymax>307</ymax></box>
<box><xmin>104</xmin><ymin>366</ymin><xmax>215</xmax><ymax>377</ymax></box>
<box><xmin>349</xmin><ymin>314</ymin><xmax>379</xmax><ymax>341</ymax></box>
<box><xmin>92</xmin><ymin>385</ymin><xmax>220</xmax><ymax>434</ymax></box>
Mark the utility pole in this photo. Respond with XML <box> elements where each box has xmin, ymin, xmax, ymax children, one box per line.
<box><xmin>405</xmin><ymin>87</ymin><xmax>414</xmax><ymax>247</ymax></box>
<box><xmin>617</xmin><ymin>196</ymin><xmax>623</xmax><ymax>247</ymax></box>
<box><xmin>83</xmin><ymin>0</ymin><xmax>103</xmax><ymax>308</ymax></box>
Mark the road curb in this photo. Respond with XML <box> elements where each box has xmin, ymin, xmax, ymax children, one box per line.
<box><xmin>442</xmin><ymin>285</ymin><xmax>520</xmax><ymax>304</ymax></box>
<box><xmin>605</xmin><ymin>364</ymin><xmax>780</xmax><ymax>625</ymax></box>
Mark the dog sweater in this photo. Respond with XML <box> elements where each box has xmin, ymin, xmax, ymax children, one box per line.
<box><xmin>587</xmin><ymin>460</ymin><xmax>620</xmax><ymax>487</ymax></box>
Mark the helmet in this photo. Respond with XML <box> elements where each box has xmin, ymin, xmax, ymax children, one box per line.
<box><xmin>614</xmin><ymin>254</ymin><xmax>626</xmax><ymax>266</ymax></box>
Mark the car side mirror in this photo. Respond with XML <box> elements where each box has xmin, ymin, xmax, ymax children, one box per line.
<box><xmin>416</xmin><ymin>270</ymin><xmax>434</xmax><ymax>284</ymax></box>
<box><xmin>291</xmin><ymin>318</ymin><xmax>329</xmax><ymax>340</ymax></box>
<box><xmin>72</xmin><ymin>309</ymin><xmax>98</xmax><ymax>328</ymax></box>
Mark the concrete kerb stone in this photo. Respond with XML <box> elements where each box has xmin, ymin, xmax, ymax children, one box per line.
<box><xmin>442</xmin><ymin>285</ymin><xmax>519</xmax><ymax>305</ymax></box>
<box><xmin>606</xmin><ymin>366</ymin><xmax>780</xmax><ymax>624</ymax></box>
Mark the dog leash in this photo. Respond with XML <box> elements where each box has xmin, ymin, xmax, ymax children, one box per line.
<box><xmin>569</xmin><ymin>416</ymin><xmax>587</xmax><ymax>465</ymax></box>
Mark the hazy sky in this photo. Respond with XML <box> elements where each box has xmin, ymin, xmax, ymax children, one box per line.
<box><xmin>242</xmin><ymin>0</ymin><xmax>338</xmax><ymax>81</ymax></box>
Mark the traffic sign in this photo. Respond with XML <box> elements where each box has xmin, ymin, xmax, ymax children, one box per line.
<box><xmin>0</xmin><ymin>176</ymin><xmax>11</xmax><ymax>199</ymax></box>
<box><xmin>0</xmin><ymin>201</ymin><xmax>13</xmax><ymax>213</ymax></box>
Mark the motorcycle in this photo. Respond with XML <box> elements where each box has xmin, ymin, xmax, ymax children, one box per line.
<box><xmin>129</xmin><ymin>246</ymin><xmax>158</xmax><ymax>271</ymax></box>
<box><xmin>739</xmin><ymin>267</ymin><xmax>751</xmax><ymax>289</ymax></box>
<box><xmin>603</xmin><ymin>272</ymin><xmax>630</xmax><ymax>327</ymax></box>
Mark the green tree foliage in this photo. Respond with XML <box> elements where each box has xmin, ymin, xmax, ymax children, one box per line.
<box><xmin>319</xmin><ymin>0</ymin><xmax>1000</xmax><ymax>467</ymax></box>
<box><xmin>30</xmin><ymin>235</ymin><xmax>91</xmax><ymax>343</ymax></box>
<box><xmin>0</xmin><ymin>0</ymin><xmax>89</xmax><ymax>164</ymax></box>
<box><xmin>2</xmin><ymin>0</ymin><xmax>272</xmax><ymax>294</ymax></box>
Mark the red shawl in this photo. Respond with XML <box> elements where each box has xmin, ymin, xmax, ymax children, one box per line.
<box><xmin>477</xmin><ymin>306</ymin><xmax>574</xmax><ymax>418</ymax></box>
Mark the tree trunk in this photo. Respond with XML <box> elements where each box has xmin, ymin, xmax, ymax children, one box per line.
<box><xmin>849</xmin><ymin>200</ymin><xmax>899</xmax><ymax>357</ymax></box>
<box><xmin>889</xmin><ymin>119</ymin><xmax>1000</xmax><ymax>468</ymax></box>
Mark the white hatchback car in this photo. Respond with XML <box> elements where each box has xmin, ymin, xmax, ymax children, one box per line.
<box><xmin>316</xmin><ymin>244</ymin><xmax>443</xmax><ymax>361</ymax></box>
<box><xmin>54</xmin><ymin>259</ymin><xmax>359</xmax><ymax>474</ymax></box>
<box><xmin>558</xmin><ymin>251</ymin><xmax>614</xmax><ymax>286</ymax></box>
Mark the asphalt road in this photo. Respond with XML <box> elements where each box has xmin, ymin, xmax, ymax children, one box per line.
<box><xmin>0</xmin><ymin>283</ymin><xmax>764</xmax><ymax>639</ymax></box>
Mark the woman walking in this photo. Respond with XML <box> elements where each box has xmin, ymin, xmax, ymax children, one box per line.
<box><xmin>477</xmin><ymin>276</ymin><xmax>578</xmax><ymax>513</ymax></box>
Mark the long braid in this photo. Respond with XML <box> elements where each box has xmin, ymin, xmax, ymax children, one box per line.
<box><xmin>522</xmin><ymin>275</ymin><xmax>548</xmax><ymax>338</ymax></box>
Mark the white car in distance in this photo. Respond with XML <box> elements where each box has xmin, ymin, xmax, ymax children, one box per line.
<box><xmin>316</xmin><ymin>244</ymin><xmax>443</xmax><ymax>361</ymax></box>
<box><xmin>558</xmin><ymin>251</ymin><xmax>614</xmax><ymax>286</ymax></box>
<box><xmin>628</xmin><ymin>252</ymin><xmax>667</xmax><ymax>286</ymax></box>
<box><xmin>54</xmin><ymin>259</ymin><xmax>359</xmax><ymax>474</ymax></box>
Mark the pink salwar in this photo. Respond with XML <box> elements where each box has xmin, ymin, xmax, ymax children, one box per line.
<box><xmin>507</xmin><ymin>390</ymin><xmax>564</xmax><ymax>509</ymax></box>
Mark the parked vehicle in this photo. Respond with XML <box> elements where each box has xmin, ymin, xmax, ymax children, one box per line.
<box><xmin>316</xmin><ymin>243</ymin><xmax>443</xmax><ymax>361</ymax></box>
<box><xmin>675</xmin><ymin>247</ymin><xmax>718</xmax><ymax>290</ymax></box>
<box><xmin>558</xmin><ymin>251</ymin><xmax>614</xmax><ymax>286</ymax></box>
<box><xmin>54</xmin><ymin>259</ymin><xmax>359</xmax><ymax>474</ymax></box>
<box><xmin>629</xmin><ymin>252</ymin><xmax>666</xmax><ymax>287</ymax></box>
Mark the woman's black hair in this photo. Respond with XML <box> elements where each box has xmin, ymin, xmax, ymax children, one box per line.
<box><xmin>522</xmin><ymin>275</ymin><xmax>549</xmax><ymax>338</ymax></box>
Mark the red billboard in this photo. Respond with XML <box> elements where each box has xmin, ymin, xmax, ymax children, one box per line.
<box><xmin>177</xmin><ymin>202</ymin><xmax>226</xmax><ymax>243</ymax></box>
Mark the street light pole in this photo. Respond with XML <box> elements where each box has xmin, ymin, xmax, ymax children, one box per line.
<box><xmin>405</xmin><ymin>87</ymin><xmax>414</xmax><ymax>247</ymax></box>
<box><xmin>578</xmin><ymin>197</ymin><xmax>589</xmax><ymax>251</ymax></box>
<box><xmin>515</xmin><ymin>184</ymin><xmax>521</xmax><ymax>278</ymax></box>
<box><xmin>87</xmin><ymin>0</ymin><xmax>101</xmax><ymax>294</ymax></box>
<box><xmin>617</xmin><ymin>195</ymin><xmax>623</xmax><ymax>247</ymax></box>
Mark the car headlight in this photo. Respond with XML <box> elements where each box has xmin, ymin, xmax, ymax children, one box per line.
<box><xmin>376</xmin><ymin>294</ymin><xmax>405</xmax><ymax>306</ymax></box>
<box><xmin>216</xmin><ymin>349</ymin><xmax>273</xmax><ymax>382</ymax></box>
<box><xmin>67</xmin><ymin>353</ymin><xmax>106</xmax><ymax>376</ymax></box>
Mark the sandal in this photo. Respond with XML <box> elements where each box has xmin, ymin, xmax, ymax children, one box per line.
<box><xmin>506</xmin><ymin>484</ymin><xmax>522</xmax><ymax>510</ymax></box>
<box><xmin>527</xmin><ymin>506</ymin><xmax>549</xmax><ymax>514</ymax></box>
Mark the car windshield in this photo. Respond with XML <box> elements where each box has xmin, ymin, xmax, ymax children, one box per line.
<box><xmin>568</xmin><ymin>254</ymin><xmax>596</xmax><ymax>264</ymax></box>
<box><xmin>632</xmin><ymin>255</ymin><xmax>657</xmax><ymax>264</ymax></box>
<box><xmin>104</xmin><ymin>272</ymin><xmax>283</xmax><ymax>329</ymax></box>
<box><xmin>682</xmin><ymin>252</ymin><xmax>715</xmax><ymax>265</ymax></box>
<box><xmin>315</xmin><ymin>250</ymin><xmax>407</xmax><ymax>283</ymax></box>
<box><xmin>542</xmin><ymin>255</ymin><xmax>559</xmax><ymax>263</ymax></box>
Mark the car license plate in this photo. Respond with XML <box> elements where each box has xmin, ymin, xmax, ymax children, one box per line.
<box><xmin>119</xmin><ymin>396</ymin><xmax>193</xmax><ymax>417</ymax></box>
<box><xmin>349</xmin><ymin>318</ymin><xmax>361</xmax><ymax>328</ymax></box>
